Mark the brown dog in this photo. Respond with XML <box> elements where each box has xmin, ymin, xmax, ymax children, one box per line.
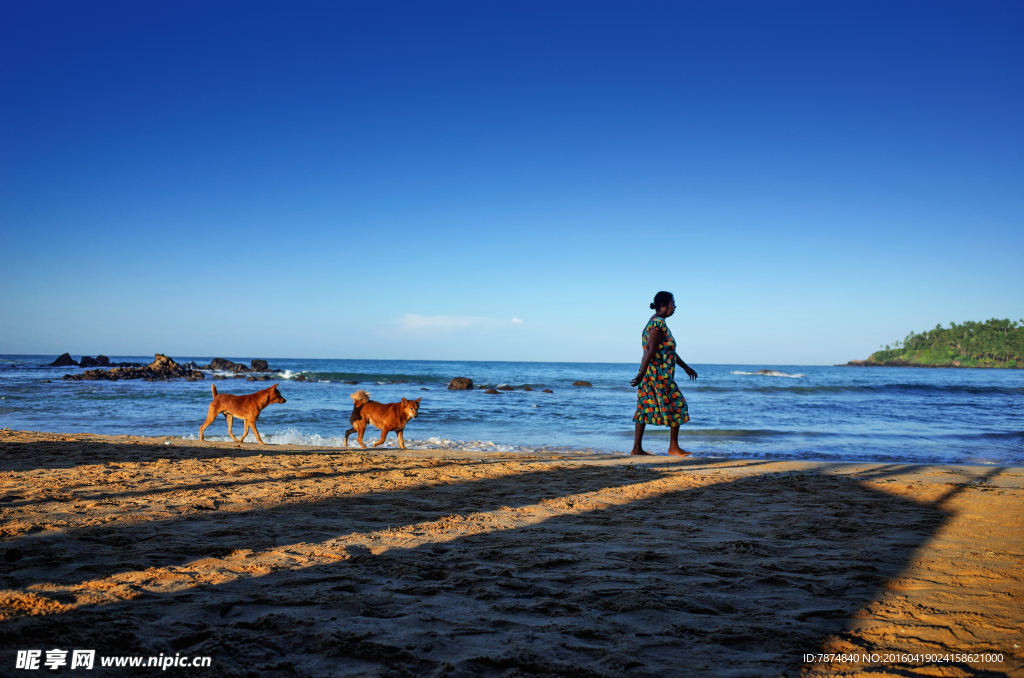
<box><xmin>344</xmin><ymin>390</ymin><xmax>421</xmax><ymax>449</ymax></box>
<box><xmin>199</xmin><ymin>383</ymin><xmax>286</xmax><ymax>445</ymax></box>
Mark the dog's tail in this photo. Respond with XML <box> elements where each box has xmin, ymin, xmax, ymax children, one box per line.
<box><xmin>349</xmin><ymin>389</ymin><xmax>370</xmax><ymax>424</ymax></box>
<box><xmin>211</xmin><ymin>384</ymin><xmax>218</xmax><ymax>396</ymax></box>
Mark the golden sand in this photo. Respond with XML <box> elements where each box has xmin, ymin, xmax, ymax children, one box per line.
<box><xmin>1</xmin><ymin>430</ymin><xmax>1021</xmax><ymax>676</ymax></box>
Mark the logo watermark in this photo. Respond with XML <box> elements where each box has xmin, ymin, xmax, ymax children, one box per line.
<box><xmin>15</xmin><ymin>650</ymin><xmax>211</xmax><ymax>670</ymax></box>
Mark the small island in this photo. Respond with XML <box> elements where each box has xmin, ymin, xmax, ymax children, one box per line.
<box><xmin>845</xmin><ymin>319</ymin><xmax>1023</xmax><ymax>368</ymax></box>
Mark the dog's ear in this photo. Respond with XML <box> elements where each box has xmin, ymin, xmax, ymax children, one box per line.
<box><xmin>415</xmin><ymin>397</ymin><xmax>422</xmax><ymax>404</ymax></box>
<box><xmin>401</xmin><ymin>397</ymin><xmax>408</xmax><ymax>404</ymax></box>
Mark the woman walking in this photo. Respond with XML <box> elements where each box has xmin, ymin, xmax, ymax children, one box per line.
<box><xmin>630</xmin><ymin>291</ymin><xmax>698</xmax><ymax>456</ymax></box>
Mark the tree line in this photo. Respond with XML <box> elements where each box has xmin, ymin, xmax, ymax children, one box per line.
<box><xmin>869</xmin><ymin>319</ymin><xmax>1023</xmax><ymax>368</ymax></box>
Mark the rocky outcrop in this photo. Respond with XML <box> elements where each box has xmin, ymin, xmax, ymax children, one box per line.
<box><xmin>484</xmin><ymin>389</ymin><xmax>500</xmax><ymax>394</ymax></box>
<box><xmin>63</xmin><ymin>354</ymin><xmax>204</xmax><ymax>382</ymax></box>
<box><xmin>49</xmin><ymin>353</ymin><xmax>78</xmax><ymax>367</ymax></box>
<box><xmin>523</xmin><ymin>386</ymin><xmax>534</xmax><ymax>391</ymax></box>
<box><xmin>203</xmin><ymin>358</ymin><xmax>280</xmax><ymax>373</ymax></box>
<box><xmin>573</xmin><ymin>381</ymin><xmax>593</xmax><ymax>387</ymax></box>
<box><xmin>542</xmin><ymin>389</ymin><xmax>553</xmax><ymax>393</ymax></box>
<box><xmin>206</xmin><ymin>358</ymin><xmax>248</xmax><ymax>373</ymax></box>
<box><xmin>96</xmin><ymin>355</ymin><xmax>111</xmax><ymax>367</ymax></box>
<box><xmin>79</xmin><ymin>356</ymin><xmax>100</xmax><ymax>368</ymax></box>
<box><xmin>448</xmin><ymin>377</ymin><xmax>474</xmax><ymax>390</ymax></box>
<box><xmin>496</xmin><ymin>385</ymin><xmax>514</xmax><ymax>391</ymax></box>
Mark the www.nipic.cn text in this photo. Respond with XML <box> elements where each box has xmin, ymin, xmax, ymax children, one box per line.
<box><xmin>15</xmin><ymin>650</ymin><xmax>212</xmax><ymax>670</ymax></box>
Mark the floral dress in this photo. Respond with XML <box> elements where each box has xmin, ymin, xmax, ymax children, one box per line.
<box><xmin>633</xmin><ymin>316</ymin><xmax>689</xmax><ymax>426</ymax></box>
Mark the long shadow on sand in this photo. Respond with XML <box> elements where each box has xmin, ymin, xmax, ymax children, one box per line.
<box><xmin>1</xmin><ymin>450</ymin><xmax>1000</xmax><ymax>676</ymax></box>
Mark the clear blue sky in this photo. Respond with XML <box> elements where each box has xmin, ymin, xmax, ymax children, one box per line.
<box><xmin>2</xmin><ymin>1</ymin><xmax>1021</xmax><ymax>364</ymax></box>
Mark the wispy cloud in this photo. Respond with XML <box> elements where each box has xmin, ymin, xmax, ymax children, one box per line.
<box><xmin>399</xmin><ymin>315</ymin><xmax>486</xmax><ymax>330</ymax></box>
<box><xmin>397</xmin><ymin>315</ymin><xmax>523</xmax><ymax>332</ymax></box>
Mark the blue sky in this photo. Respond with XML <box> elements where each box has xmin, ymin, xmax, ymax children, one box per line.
<box><xmin>2</xmin><ymin>1</ymin><xmax>1022</xmax><ymax>364</ymax></box>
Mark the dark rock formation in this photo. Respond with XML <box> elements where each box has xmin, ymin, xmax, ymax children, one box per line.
<box><xmin>542</xmin><ymin>389</ymin><xmax>553</xmax><ymax>393</ymax></box>
<box><xmin>251</xmin><ymin>359</ymin><xmax>269</xmax><ymax>372</ymax></box>
<box><xmin>523</xmin><ymin>386</ymin><xmax>534</xmax><ymax>391</ymax></box>
<box><xmin>484</xmin><ymin>389</ymin><xmax>500</xmax><ymax>394</ymax></box>
<box><xmin>79</xmin><ymin>356</ymin><xmax>100</xmax><ymax>368</ymax></box>
<box><xmin>96</xmin><ymin>355</ymin><xmax>111</xmax><ymax>367</ymax></box>
<box><xmin>62</xmin><ymin>354</ymin><xmax>204</xmax><ymax>382</ymax></box>
<box><xmin>294</xmin><ymin>375</ymin><xmax>307</xmax><ymax>382</ymax></box>
<box><xmin>573</xmin><ymin>381</ymin><xmax>593</xmax><ymax>387</ymax></box>
<box><xmin>247</xmin><ymin>375</ymin><xmax>271</xmax><ymax>381</ymax></box>
<box><xmin>49</xmin><ymin>353</ymin><xmax>78</xmax><ymax>367</ymax></box>
<box><xmin>448</xmin><ymin>377</ymin><xmax>474</xmax><ymax>390</ymax></box>
<box><xmin>206</xmin><ymin>358</ymin><xmax>249</xmax><ymax>373</ymax></box>
<box><xmin>496</xmin><ymin>385</ymin><xmax>514</xmax><ymax>391</ymax></box>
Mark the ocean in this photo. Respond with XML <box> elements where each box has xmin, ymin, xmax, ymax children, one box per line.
<box><xmin>1</xmin><ymin>355</ymin><xmax>1022</xmax><ymax>465</ymax></box>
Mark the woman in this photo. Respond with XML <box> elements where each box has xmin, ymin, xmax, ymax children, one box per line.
<box><xmin>630</xmin><ymin>291</ymin><xmax>698</xmax><ymax>456</ymax></box>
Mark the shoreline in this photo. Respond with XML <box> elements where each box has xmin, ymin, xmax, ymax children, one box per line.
<box><xmin>2</xmin><ymin>430</ymin><xmax>1022</xmax><ymax>676</ymax></box>
<box><xmin>840</xmin><ymin>361</ymin><xmax>1023</xmax><ymax>369</ymax></box>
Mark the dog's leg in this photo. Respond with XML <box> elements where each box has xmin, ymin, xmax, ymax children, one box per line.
<box><xmin>373</xmin><ymin>427</ymin><xmax>390</xmax><ymax>448</ymax></box>
<box><xmin>355</xmin><ymin>421</ymin><xmax>367</xmax><ymax>448</ymax></box>
<box><xmin>344</xmin><ymin>428</ymin><xmax>356</xmax><ymax>447</ymax></box>
<box><xmin>199</xmin><ymin>405</ymin><xmax>218</xmax><ymax>442</ymax></box>
<box><xmin>239</xmin><ymin>420</ymin><xmax>250</xmax><ymax>443</ymax></box>
<box><xmin>397</xmin><ymin>429</ymin><xmax>406</xmax><ymax>450</ymax></box>
<box><xmin>226</xmin><ymin>413</ymin><xmax>238</xmax><ymax>442</ymax></box>
<box><xmin>250</xmin><ymin>421</ymin><xmax>266</xmax><ymax>445</ymax></box>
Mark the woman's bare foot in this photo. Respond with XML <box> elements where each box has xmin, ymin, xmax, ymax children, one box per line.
<box><xmin>666</xmin><ymin>447</ymin><xmax>691</xmax><ymax>457</ymax></box>
<box><xmin>630</xmin><ymin>449</ymin><xmax>653</xmax><ymax>455</ymax></box>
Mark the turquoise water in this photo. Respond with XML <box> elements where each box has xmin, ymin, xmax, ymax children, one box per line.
<box><xmin>1</xmin><ymin>355</ymin><xmax>1022</xmax><ymax>464</ymax></box>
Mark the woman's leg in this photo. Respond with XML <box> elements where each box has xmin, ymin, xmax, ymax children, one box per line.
<box><xmin>666</xmin><ymin>425</ymin><xmax>691</xmax><ymax>456</ymax></box>
<box><xmin>630</xmin><ymin>422</ymin><xmax>651</xmax><ymax>455</ymax></box>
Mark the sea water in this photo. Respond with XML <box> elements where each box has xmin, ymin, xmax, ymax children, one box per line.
<box><xmin>1</xmin><ymin>355</ymin><xmax>1021</xmax><ymax>465</ymax></box>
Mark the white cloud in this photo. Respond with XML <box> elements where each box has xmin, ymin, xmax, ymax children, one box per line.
<box><xmin>397</xmin><ymin>314</ymin><xmax>524</xmax><ymax>333</ymax></box>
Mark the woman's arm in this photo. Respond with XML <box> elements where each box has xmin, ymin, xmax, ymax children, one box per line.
<box><xmin>630</xmin><ymin>326</ymin><xmax>665</xmax><ymax>387</ymax></box>
<box><xmin>676</xmin><ymin>356</ymin><xmax>698</xmax><ymax>380</ymax></box>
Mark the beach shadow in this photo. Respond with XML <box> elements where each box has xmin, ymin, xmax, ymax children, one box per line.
<box><xmin>0</xmin><ymin>462</ymin><xmax>671</xmax><ymax>589</ymax></box>
<box><xmin>0</xmin><ymin>438</ymin><xmax>339</xmax><ymax>473</ymax></box>
<box><xmin>1</xmin><ymin>461</ymin><xmax>1001</xmax><ymax>676</ymax></box>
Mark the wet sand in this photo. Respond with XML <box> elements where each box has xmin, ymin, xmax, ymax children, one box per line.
<box><xmin>1</xmin><ymin>430</ymin><xmax>1021</xmax><ymax>677</ymax></box>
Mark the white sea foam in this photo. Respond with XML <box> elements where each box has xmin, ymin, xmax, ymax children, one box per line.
<box><xmin>731</xmin><ymin>370</ymin><xmax>804</xmax><ymax>378</ymax></box>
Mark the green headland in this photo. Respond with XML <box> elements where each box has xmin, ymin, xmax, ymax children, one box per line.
<box><xmin>845</xmin><ymin>319</ymin><xmax>1024</xmax><ymax>368</ymax></box>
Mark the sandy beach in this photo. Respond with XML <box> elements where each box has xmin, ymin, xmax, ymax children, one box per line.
<box><xmin>0</xmin><ymin>430</ymin><xmax>1021</xmax><ymax>677</ymax></box>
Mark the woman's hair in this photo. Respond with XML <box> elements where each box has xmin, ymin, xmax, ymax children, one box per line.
<box><xmin>650</xmin><ymin>291</ymin><xmax>674</xmax><ymax>310</ymax></box>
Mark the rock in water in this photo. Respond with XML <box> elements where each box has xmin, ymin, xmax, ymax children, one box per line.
<box><xmin>572</xmin><ymin>380</ymin><xmax>593</xmax><ymax>387</ymax></box>
<box><xmin>96</xmin><ymin>355</ymin><xmax>111</xmax><ymax>367</ymax></box>
<box><xmin>448</xmin><ymin>377</ymin><xmax>474</xmax><ymax>390</ymax></box>
<box><xmin>250</xmin><ymin>359</ymin><xmax>269</xmax><ymax>372</ymax></box>
<box><xmin>206</xmin><ymin>357</ymin><xmax>248</xmax><ymax>372</ymax></box>
<box><xmin>79</xmin><ymin>356</ymin><xmax>100</xmax><ymax>368</ymax></box>
<box><xmin>542</xmin><ymin>389</ymin><xmax>553</xmax><ymax>393</ymax></box>
<box><xmin>63</xmin><ymin>353</ymin><xmax>204</xmax><ymax>382</ymax></box>
<box><xmin>484</xmin><ymin>388</ymin><xmax>500</xmax><ymax>394</ymax></box>
<box><xmin>49</xmin><ymin>353</ymin><xmax>78</xmax><ymax>367</ymax></box>
<box><xmin>496</xmin><ymin>385</ymin><xmax>514</xmax><ymax>391</ymax></box>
